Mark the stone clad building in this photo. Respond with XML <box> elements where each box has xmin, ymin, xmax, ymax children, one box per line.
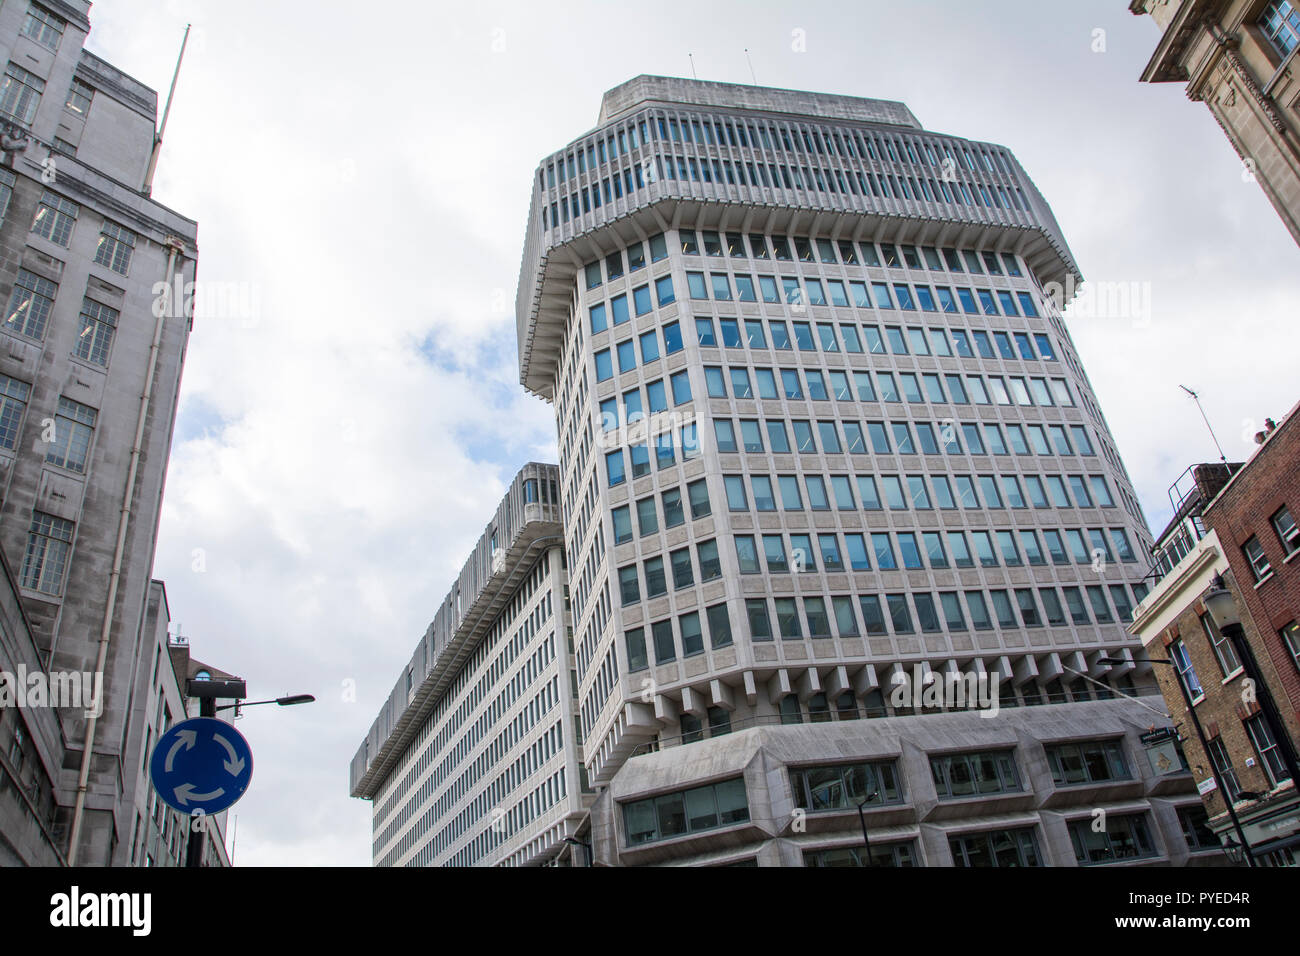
<box><xmin>1131</xmin><ymin>0</ymin><xmax>1300</xmax><ymax>245</ymax></box>
<box><xmin>355</xmin><ymin>76</ymin><xmax>1220</xmax><ymax>867</ymax></box>
<box><xmin>0</xmin><ymin>1</ymin><xmax>222</xmax><ymax>866</ymax></box>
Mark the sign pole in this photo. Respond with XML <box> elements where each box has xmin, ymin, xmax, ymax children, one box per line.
<box><xmin>185</xmin><ymin>696</ymin><xmax>216</xmax><ymax>867</ymax></box>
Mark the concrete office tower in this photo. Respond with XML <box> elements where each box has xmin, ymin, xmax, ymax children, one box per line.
<box><xmin>0</xmin><ymin>2</ymin><xmax>198</xmax><ymax>864</ymax></box>
<box><xmin>351</xmin><ymin>464</ymin><xmax>594</xmax><ymax>866</ymax></box>
<box><xmin>515</xmin><ymin>76</ymin><xmax>1210</xmax><ymax>866</ymax></box>
<box><xmin>1131</xmin><ymin>0</ymin><xmax>1300</xmax><ymax>247</ymax></box>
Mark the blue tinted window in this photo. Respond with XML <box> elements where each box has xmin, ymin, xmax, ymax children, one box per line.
<box><xmin>655</xmin><ymin>275</ymin><xmax>676</xmax><ymax>306</ymax></box>
<box><xmin>611</xmin><ymin>294</ymin><xmax>630</xmax><ymax>325</ymax></box>
<box><xmin>669</xmin><ymin>371</ymin><xmax>691</xmax><ymax>405</ymax></box>
<box><xmin>617</xmin><ymin>340</ymin><xmax>637</xmax><ymax>372</ymax></box>
<box><xmin>590</xmin><ymin>303</ymin><xmax>608</xmax><ymax>334</ymax></box>
<box><xmin>695</xmin><ymin>317</ymin><xmax>716</xmax><ymax>347</ymax></box>
<box><xmin>639</xmin><ymin>330</ymin><xmax>660</xmax><ymax>363</ymax></box>
<box><xmin>606</xmin><ymin>450</ymin><xmax>625</xmax><ymax>486</ymax></box>
<box><xmin>594</xmin><ymin>349</ymin><xmax>613</xmax><ymax>381</ymax></box>
<box><xmin>662</xmin><ymin>322</ymin><xmax>683</xmax><ymax>354</ymax></box>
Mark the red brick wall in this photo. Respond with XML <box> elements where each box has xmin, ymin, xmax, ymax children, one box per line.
<box><xmin>1205</xmin><ymin>409</ymin><xmax>1300</xmax><ymax>732</ymax></box>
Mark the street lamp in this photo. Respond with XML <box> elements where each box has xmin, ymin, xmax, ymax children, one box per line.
<box><xmin>182</xmin><ymin>683</ymin><xmax>316</xmax><ymax>867</ymax></box>
<box><xmin>1221</xmin><ymin>834</ymin><xmax>1246</xmax><ymax>866</ymax></box>
<box><xmin>1099</xmin><ymin>655</ymin><xmax>1255</xmax><ymax>866</ymax></box>
<box><xmin>1202</xmin><ymin>576</ymin><xmax>1300</xmax><ymax>790</ymax></box>
<box><xmin>216</xmin><ymin>694</ymin><xmax>316</xmax><ymax>716</ymax></box>
<box><xmin>856</xmin><ymin>789</ymin><xmax>880</xmax><ymax>867</ymax></box>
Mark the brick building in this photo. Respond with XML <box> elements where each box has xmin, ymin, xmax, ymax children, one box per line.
<box><xmin>1130</xmin><ymin>404</ymin><xmax>1300</xmax><ymax>865</ymax></box>
<box><xmin>1204</xmin><ymin>406</ymin><xmax>1300</xmax><ymax>719</ymax></box>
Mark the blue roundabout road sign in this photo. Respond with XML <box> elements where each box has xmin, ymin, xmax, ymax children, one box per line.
<box><xmin>149</xmin><ymin>716</ymin><xmax>253</xmax><ymax>815</ymax></box>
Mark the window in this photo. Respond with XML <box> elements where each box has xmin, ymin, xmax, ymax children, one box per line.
<box><xmin>706</xmin><ymin>603</ymin><xmax>732</xmax><ymax>649</ymax></box>
<box><xmin>31</xmin><ymin>191</ymin><xmax>78</xmax><ymax>247</ymax></box>
<box><xmin>1245</xmin><ymin>713</ymin><xmax>1292</xmax><ymax>786</ymax></box>
<box><xmin>1178</xmin><ymin>805</ymin><xmax>1218</xmax><ymax>852</ymax></box>
<box><xmin>623</xmin><ymin>778</ymin><xmax>749</xmax><ymax>846</ymax></box>
<box><xmin>0</xmin><ymin>63</ymin><xmax>45</xmax><ymax>125</ymax></box>
<box><xmin>45</xmin><ymin>397</ymin><xmax>96</xmax><ymax>473</ymax></box>
<box><xmin>680</xmin><ymin>611</ymin><xmax>704</xmax><ymax>656</ymax></box>
<box><xmin>21</xmin><ymin>511</ymin><xmax>74</xmax><ymax>594</ymax></box>
<box><xmin>670</xmin><ymin>371</ymin><xmax>691</xmax><ymax>405</ymax></box>
<box><xmin>1199</xmin><ymin>613</ymin><xmax>1241</xmax><ymax>677</ymax></box>
<box><xmin>670</xmin><ymin>547</ymin><xmax>694</xmax><ymax>589</ymax></box>
<box><xmin>4</xmin><ymin>268</ymin><xmax>58</xmax><ymax>340</ymax></box>
<box><xmin>950</xmin><ymin>828</ymin><xmax>1042</xmax><ymax>867</ymax></box>
<box><xmin>616</xmin><ymin>340</ymin><xmax>636</xmax><ymax>373</ymax></box>
<box><xmin>1284</xmin><ymin>622</ymin><xmax>1300</xmax><ymax>674</ymax></box>
<box><xmin>0</xmin><ymin>375</ymin><xmax>30</xmax><ymax>450</ymax></box>
<box><xmin>1272</xmin><ymin>506</ymin><xmax>1299</xmax><ymax>556</ymax></box>
<box><xmin>1243</xmin><ymin>536</ymin><xmax>1272</xmax><ymax>582</ymax></box>
<box><xmin>22</xmin><ymin>5</ymin><xmax>65</xmax><ymax>50</ymax></box>
<box><xmin>697</xmin><ymin>540</ymin><xmax>721</xmax><ymax>581</ymax></box>
<box><xmin>605</xmin><ymin>450</ymin><xmax>625</xmax><ymax>486</ymax></box>
<box><xmin>804</xmin><ymin>843</ymin><xmax>916</xmax><ymax>867</ymax></box>
<box><xmin>611</xmin><ymin>506</ymin><xmax>632</xmax><ymax>544</ymax></box>
<box><xmin>625</xmin><ymin>628</ymin><xmax>648</xmax><ymax>671</ymax></box>
<box><xmin>1069</xmin><ymin>814</ymin><xmax>1156</xmax><ymax>865</ymax></box>
<box><xmin>774</xmin><ymin>597</ymin><xmax>801</xmax><ymax>638</ymax></box>
<box><xmin>1207</xmin><ymin>736</ymin><xmax>1242</xmax><ymax>802</ymax></box>
<box><xmin>1169</xmin><ymin>638</ymin><xmax>1203</xmax><ymax>700</ymax></box>
<box><xmin>618</xmin><ymin>565</ymin><xmax>640</xmax><ymax>605</ymax></box>
<box><xmin>65</xmin><ymin>77</ymin><xmax>93</xmax><ymax>115</ymax></box>
<box><xmin>789</xmin><ymin>761</ymin><xmax>902</xmax><ymax>811</ymax></box>
<box><xmin>1046</xmin><ymin>739</ymin><xmax>1129</xmax><ymax>786</ymax></box>
<box><xmin>654</xmin><ymin>275</ymin><xmax>675</xmax><ymax>307</ymax></box>
<box><xmin>931</xmin><ymin>750</ymin><xmax>1021</xmax><ymax>798</ymax></box>
<box><xmin>747</xmin><ymin>599</ymin><xmax>772</xmax><ymax>640</ymax></box>
<box><xmin>1260</xmin><ymin>1</ymin><xmax>1300</xmax><ymax>56</ymax></box>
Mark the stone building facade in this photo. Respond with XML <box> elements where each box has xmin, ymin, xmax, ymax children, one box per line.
<box><xmin>1131</xmin><ymin>0</ymin><xmax>1300</xmax><ymax>245</ymax></box>
<box><xmin>0</xmin><ymin>1</ymin><xmax>209</xmax><ymax>865</ymax></box>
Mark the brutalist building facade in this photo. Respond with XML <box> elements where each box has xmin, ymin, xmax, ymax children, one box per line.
<box><xmin>355</xmin><ymin>76</ymin><xmax>1217</xmax><ymax>867</ymax></box>
<box><xmin>515</xmin><ymin>76</ymin><xmax>1212</xmax><ymax>866</ymax></box>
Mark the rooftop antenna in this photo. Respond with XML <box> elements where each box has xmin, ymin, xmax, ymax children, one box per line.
<box><xmin>688</xmin><ymin>53</ymin><xmax>698</xmax><ymax>80</ymax></box>
<box><xmin>1179</xmin><ymin>385</ymin><xmax>1227</xmax><ymax>463</ymax></box>
<box><xmin>744</xmin><ymin>48</ymin><xmax>757</xmax><ymax>84</ymax></box>
<box><xmin>143</xmin><ymin>23</ymin><xmax>191</xmax><ymax>195</ymax></box>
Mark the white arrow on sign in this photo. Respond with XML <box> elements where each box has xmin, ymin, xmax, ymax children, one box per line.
<box><xmin>212</xmin><ymin>731</ymin><xmax>245</xmax><ymax>776</ymax></box>
<box><xmin>164</xmin><ymin>729</ymin><xmax>198</xmax><ymax>773</ymax></box>
<box><xmin>174</xmin><ymin>783</ymin><xmax>225</xmax><ymax>807</ymax></box>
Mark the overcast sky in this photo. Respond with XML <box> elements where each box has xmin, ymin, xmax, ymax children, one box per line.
<box><xmin>84</xmin><ymin>0</ymin><xmax>1300</xmax><ymax>866</ymax></box>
